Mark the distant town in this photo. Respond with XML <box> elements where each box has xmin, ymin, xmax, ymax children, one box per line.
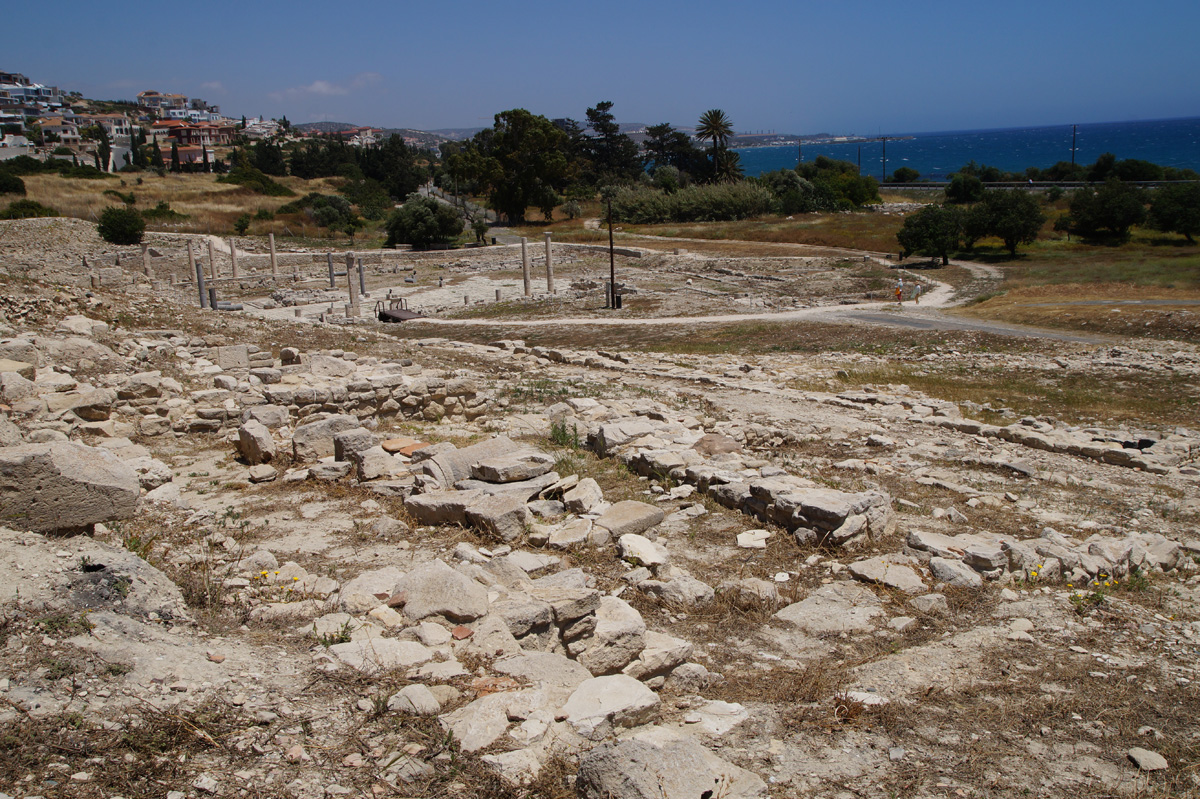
<box><xmin>0</xmin><ymin>69</ymin><xmax>452</xmax><ymax>171</ymax></box>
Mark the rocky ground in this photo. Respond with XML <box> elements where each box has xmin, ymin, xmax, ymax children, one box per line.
<box><xmin>1</xmin><ymin>219</ymin><xmax>1198</xmax><ymax>799</ymax></box>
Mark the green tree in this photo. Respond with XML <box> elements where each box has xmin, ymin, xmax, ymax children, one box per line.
<box><xmin>150</xmin><ymin>140</ymin><xmax>165</xmax><ymax>170</ymax></box>
<box><xmin>973</xmin><ymin>190</ymin><xmax>1046</xmax><ymax>255</ymax></box>
<box><xmin>695</xmin><ymin>109</ymin><xmax>735</xmax><ymax>183</ymax></box>
<box><xmin>233</xmin><ymin>213</ymin><xmax>251</xmax><ymax>234</ymax></box>
<box><xmin>888</xmin><ymin>167</ymin><xmax>920</xmax><ymax>183</ymax></box>
<box><xmin>945</xmin><ymin>173</ymin><xmax>984</xmax><ymax>204</ymax></box>
<box><xmin>460</xmin><ymin>109</ymin><xmax>570</xmax><ymax>224</ymax></box>
<box><xmin>384</xmin><ymin>194</ymin><xmax>463</xmax><ymax>249</ymax></box>
<box><xmin>1148</xmin><ymin>183</ymin><xmax>1200</xmax><ymax>243</ymax></box>
<box><xmin>643</xmin><ymin>122</ymin><xmax>707</xmax><ymax>181</ymax></box>
<box><xmin>584</xmin><ymin>100</ymin><xmax>642</xmax><ymax>184</ymax></box>
<box><xmin>251</xmin><ymin>141</ymin><xmax>287</xmax><ymax>176</ymax></box>
<box><xmin>95</xmin><ymin>125</ymin><xmax>112</xmax><ymax>173</ymax></box>
<box><xmin>896</xmin><ymin>204</ymin><xmax>961</xmax><ymax>264</ymax></box>
<box><xmin>1057</xmin><ymin>180</ymin><xmax>1146</xmax><ymax>242</ymax></box>
<box><xmin>97</xmin><ymin>205</ymin><xmax>145</xmax><ymax>244</ymax></box>
<box><xmin>170</xmin><ymin>141</ymin><xmax>181</xmax><ymax>173</ymax></box>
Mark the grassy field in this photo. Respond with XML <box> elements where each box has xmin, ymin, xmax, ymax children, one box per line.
<box><xmin>19</xmin><ymin>172</ymin><xmax>368</xmax><ymax>243</ymax></box>
<box><xmin>955</xmin><ymin>226</ymin><xmax>1200</xmax><ymax>341</ymax></box>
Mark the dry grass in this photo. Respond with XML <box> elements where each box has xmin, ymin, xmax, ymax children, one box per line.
<box><xmin>803</xmin><ymin>360</ymin><xmax>1199</xmax><ymax>428</ymax></box>
<box><xmin>618</xmin><ymin>212</ymin><xmax>907</xmax><ymax>254</ymax></box>
<box><xmin>386</xmin><ymin>318</ymin><xmax>1055</xmax><ymax>359</ymax></box>
<box><xmin>21</xmin><ymin>172</ymin><xmax>346</xmax><ymax>238</ymax></box>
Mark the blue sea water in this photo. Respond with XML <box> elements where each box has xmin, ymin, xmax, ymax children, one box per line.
<box><xmin>735</xmin><ymin>117</ymin><xmax>1200</xmax><ymax>181</ymax></box>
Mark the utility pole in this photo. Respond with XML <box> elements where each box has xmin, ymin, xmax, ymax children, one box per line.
<box><xmin>606</xmin><ymin>195</ymin><xmax>616</xmax><ymax>309</ymax></box>
<box><xmin>857</xmin><ymin>145</ymin><xmax>861</xmax><ymax>175</ymax></box>
<box><xmin>881</xmin><ymin>137</ymin><xmax>888</xmax><ymax>182</ymax></box>
<box><xmin>1070</xmin><ymin>124</ymin><xmax>1078</xmax><ymax>166</ymax></box>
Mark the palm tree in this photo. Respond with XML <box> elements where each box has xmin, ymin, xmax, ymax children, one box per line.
<box><xmin>695</xmin><ymin>109</ymin><xmax>734</xmax><ymax>182</ymax></box>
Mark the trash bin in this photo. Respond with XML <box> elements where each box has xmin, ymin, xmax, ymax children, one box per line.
<box><xmin>614</xmin><ymin>294</ymin><xmax>623</xmax><ymax>309</ymax></box>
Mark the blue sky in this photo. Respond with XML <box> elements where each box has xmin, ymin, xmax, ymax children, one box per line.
<box><xmin>8</xmin><ymin>0</ymin><xmax>1199</xmax><ymax>135</ymax></box>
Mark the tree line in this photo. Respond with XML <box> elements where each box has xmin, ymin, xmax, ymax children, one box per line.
<box><xmin>897</xmin><ymin>178</ymin><xmax>1200</xmax><ymax>263</ymax></box>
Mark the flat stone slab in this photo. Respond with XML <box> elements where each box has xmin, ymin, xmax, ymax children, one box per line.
<box><xmin>736</xmin><ymin>529</ymin><xmax>771</xmax><ymax>549</ymax></box>
<box><xmin>1128</xmin><ymin>747</ymin><xmax>1169</xmax><ymax>771</ymax></box>
<box><xmin>774</xmin><ymin>582</ymin><xmax>883</xmax><ymax>634</ymax></box>
<box><xmin>471</xmin><ymin>451</ymin><xmax>555</xmax><ymax>483</ymax></box>
<box><xmin>328</xmin><ymin>639</ymin><xmax>432</xmax><ymax>674</ymax></box>
<box><xmin>848</xmin><ymin>554</ymin><xmax>928</xmax><ymax>595</ymax></box>
<box><xmin>595</xmin><ymin>501</ymin><xmax>665</xmax><ymax>538</ymax></box>
<box><xmin>493</xmin><ymin>651</ymin><xmax>592</xmax><ymax>689</ymax></box>
<box><xmin>577</xmin><ymin>725</ymin><xmax>766</xmax><ymax>799</ymax></box>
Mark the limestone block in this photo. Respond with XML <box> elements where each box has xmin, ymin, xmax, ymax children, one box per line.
<box><xmin>0</xmin><ymin>442</ymin><xmax>139</xmax><ymax>534</ymax></box>
<box><xmin>237</xmin><ymin>420</ymin><xmax>275</xmax><ymax>465</ymax></box>
<box><xmin>396</xmin><ymin>560</ymin><xmax>488</xmax><ymax>622</ymax></box>
<box><xmin>562</xmin><ymin>675</ymin><xmax>660</xmax><ymax>740</ymax></box>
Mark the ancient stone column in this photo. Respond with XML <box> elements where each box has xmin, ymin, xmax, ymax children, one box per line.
<box><xmin>229</xmin><ymin>238</ymin><xmax>239</xmax><ymax>278</ymax></box>
<box><xmin>544</xmin><ymin>232</ymin><xmax>554</xmax><ymax>293</ymax></box>
<box><xmin>196</xmin><ymin>260</ymin><xmax>208</xmax><ymax>308</ymax></box>
<box><xmin>208</xmin><ymin>287</ymin><xmax>218</xmax><ymax>308</ymax></box>
<box><xmin>346</xmin><ymin>252</ymin><xmax>359</xmax><ymax>315</ymax></box>
<box><xmin>186</xmin><ymin>240</ymin><xmax>196</xmax><ymax>278</ymax></box>
<box><xmin>357</xmin><ymin>257</ymin><xmax>367</xmax><ymax>297</ymax></box>
<box><xmin>521</xmin><ymin>237</ymin><xmax>530</xmax><ymax>296</ymax></box>
<box><xmin>327</xmin><ymin>253</ymin><xmax>335</xmax><ymax>288</ymax></box>
<box><xmin>141</xmin><ymin>244</ymin><xmax>150</xmax><ymax>276</ymax></box>
<box><xmin>208</xmin><ymin>239</ymin><xmax>218</xmax><ymax>279</ymax></box>
<box><xmin>269</xmin><ymin>233</ymin><xmax>277</xmax><ymax>276</ymax></box>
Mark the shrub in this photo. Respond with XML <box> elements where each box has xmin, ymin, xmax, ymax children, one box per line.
<box><xmin>141</xmin><ymin>201</ymin><xmax>187</xmax><ymax>221</ymax></box>
<box><xmin>217</xmin><ymin>165</ymin><xmax>295</xmax><ymax>196</ymax></box>
<box><xmin>103</xmin><ymin>188</ymin><xmax>135</xmax><ymax>205</ymax></box>
<box><xmin>888</xmin><ymin>166</ymin><xmax>920</xmax><ymax>183</ymax></box>
<box><xmin>0</xmin><ymin>173</ymin><xmax>25</xmax><ymax>195</ymax></box>
<box><xmin>233</xmin><ymin>213</ymin><xmax>251</xmax><ymax>235</ymax></box>
<box><xmin>796</xmin><ymin>156</ymin><xmax>880</xmax><ymax>208</ymax></box>
<box><xmin>385</xmin><ymin>194</ymin><xmax>464</xmax><ymax>249</ymax></box>
<box><xmin>610</xmin><ymin>182</ymin><xmax>774</xmax><ymax>224</ymax></box>
<box><xmin>0</xmin><ymin>199</ymin><xmax>58</xmax><ymax>219</ymax></box>
<box><xmin>97</xmin><ymin>205</ymin><xmax>146</xmax><ymax>244</ymax></box>
<box><xmin>278</xmin><ymin>192</ymin><xmax>361</xmax><ymax>236</ymax></box>
<box><xmin>254</xmin><ymin>208</ymin><xmax>274</xmax><ymax>221</ymax></box>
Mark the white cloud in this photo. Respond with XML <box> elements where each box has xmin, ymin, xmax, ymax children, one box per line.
<box><xmin>269</xmin><ymin>72</ymin><xmax>382</xmax><ymax>102</ymax></box>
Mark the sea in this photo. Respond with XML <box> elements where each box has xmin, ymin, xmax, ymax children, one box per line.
<box><xmin>734</xmin><ymin>116</ymin><xmax>1200</xmax><ymax>181</ymax></box>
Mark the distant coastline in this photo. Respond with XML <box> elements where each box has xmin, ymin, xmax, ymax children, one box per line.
<box><xmin>734</xmin><ymin>116</ymin><xmax>1200</xmax><ymax>180</ymax></box>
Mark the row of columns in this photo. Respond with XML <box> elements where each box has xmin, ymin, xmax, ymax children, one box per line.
<box><xmin>180</xmin><ymin>232</ymin><xmax>561</xmax><ymax>316</ymax></box>
<box><xmin>172</xmin><ymin>235</ymin><xmax>282</xmax><ymax>283</ymax></box>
